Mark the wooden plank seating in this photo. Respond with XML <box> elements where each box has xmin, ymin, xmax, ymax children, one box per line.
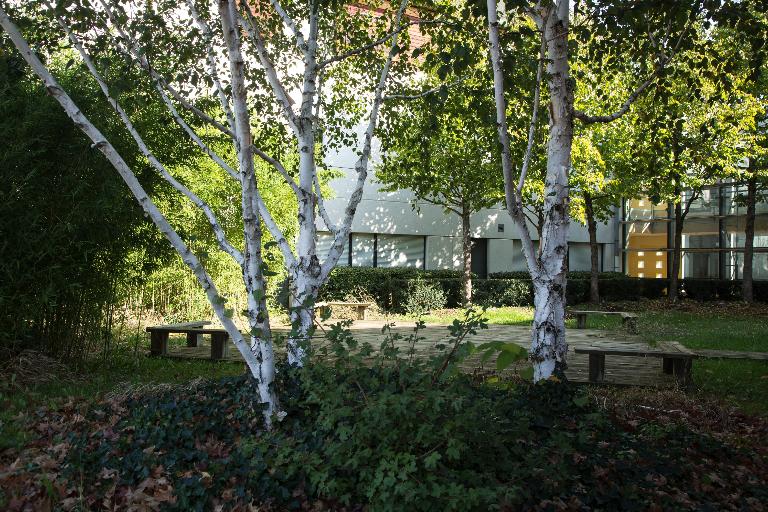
<box><xmin>316</xmin><ymin>301</ymin><xmax>374</xmax><ymax>320</ymax></box>
<box><xmin>575</xmin><ymin>341</ymin><xmax>696</xmax><ymax>387</ymax></box>
<box><xmin>571</xmin><ymin>310</ymin><xmax>639</xmax><ymax>334</ymax></box>
<box><xmin>691</xmin><ymin>349</ymin><xmax>768</xmax><ymax>360</ymax></box>
<box><xmin>146</xmin><ymin>321</ymin><xmax>232</xmax><ymax>360</ymax></box>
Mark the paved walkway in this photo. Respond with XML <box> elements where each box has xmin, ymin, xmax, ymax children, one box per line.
<box><xmin>162</xmin><ymin>320</ymin><xmax>680</xmax><ymax>387</ymax></box>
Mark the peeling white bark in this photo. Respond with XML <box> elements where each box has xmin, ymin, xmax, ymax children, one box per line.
<box><xmin>0</xmin><ymin>4</ymin><xmax>280</xmax><ymax>426</ymax></box>
<box><xmin>487</xmin><ymin>0</ymin><xmax>571</xmax><ymax>380</ymax></box>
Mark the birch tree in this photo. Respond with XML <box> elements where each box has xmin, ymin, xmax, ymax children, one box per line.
<box><xmin>0</xmin><ymin>0</ymin><xmax>418</xmax><ymax>424</ymax></box>
<box><xmin>482</xmin><ymin>0</ymin><xmax>725</xmax><ymax>379</ymax></box>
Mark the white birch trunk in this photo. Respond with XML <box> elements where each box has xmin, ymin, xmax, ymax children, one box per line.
<box><xmin>0</xmin><ymin>5</ymin><xmax>281</xmax><ymax>426</ymax></box>
<box><xmin>528</xmin><ymin>2</ymin><xmax>572</xmax><ymax>380</ymax></box>
<box><xmin>219</xmin><ymin>0</ymin><xmax>279</xmax><ymax>414</ymax></box>
<box><xmin>487</xmin><ymin>0</ymin><xmax>571</xmax><ymax>380</ymax></box>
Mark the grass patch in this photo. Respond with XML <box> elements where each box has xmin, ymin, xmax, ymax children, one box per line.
<box><xmin>402</xmin><ymin>302</ymin><xmax>768</xmax><ymax>415</ymax></box>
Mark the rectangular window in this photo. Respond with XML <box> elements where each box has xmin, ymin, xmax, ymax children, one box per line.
<box><xmin>316</xmin><ymin>231</ymin><xmax>348</xmax><ymax>266</ymax></box>
<box><xmin>351</xmin><ymin>234</ymin><xmax>375</xmax><ymax>267</ymax></box>
<box><xmin>377</xmin><ymin>234</ymin><xmax>425</xmax><ymax>268</ymax></box>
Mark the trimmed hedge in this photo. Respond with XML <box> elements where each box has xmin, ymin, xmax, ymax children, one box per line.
<box><xmin>319</xmin><ymin>267</ymin><xmax>766</xmax><ymax>311</ymax></box>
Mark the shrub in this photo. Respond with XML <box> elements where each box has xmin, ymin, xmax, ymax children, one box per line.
<box><xmin>404</xmin><ymin>277</ymin><xmax>447</xmax><ymax>316</ymax></box>
<box><xmin>53</xmin><ymin>319</ymin><xmax>767</xmax><ymax>511</ymax></box>
<box><xmin>473</xmin><ymin>279</ymin><xmax>533</xmax><ymax>307</ymax></box>
<box><xmin>320</xmin><ymin>267</ymin><xmax>463</xmax><ymax>310</ymax></box>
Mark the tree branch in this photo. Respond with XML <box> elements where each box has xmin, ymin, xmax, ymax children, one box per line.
<box><xmin>51</xmin><ymin>5</ymin><xmax>244</xmax><ymax>265</ymax></box>
<box><xmin>237</xmin><ymin>7</ymin><xmax>300</xmax><ymax>135</ymax></box>
<box><xmin>251</xmin><ymin>144</ymin><xmax>301</xmax><ymax>195</ymax></box>
<box><xmin>486</xmin><ymin>0</ymin><xmax>539</xmax><ymax>273</ymax></box>
<box><xmin>221</xmin><ymin>0</ymin><xmax>296</xmax><ymax>271</ymax></box>
<box><xmin>185</xmin><ymin>0</ymin><xmax>236</xmax><ymax>135</ymax></box>
<box><xmin>267</xmin><ymin>0</ymin><xmax>309</xmax><ymax>56</ymax></box>
<box><xmin>0</xmin><ymin>4</ymin><xmax>270</xmax><ymax>391</ymax></box>
<box><xmin>518</xmin><ymin>31</ymin><xmax>546</xmax><ymax>194</ymax></box>
<box><xmin>320</xmin><ymin>0</ymin><xmax>410</xmax><ymax>282</ymax></box>
<box><xmin>314</xmin><ymin>173</ymin><xmax>337</xmax><ymax>233</ymax></box>
<box><xmin>318</xmin><ymin>19</ymin><xmax>446</xmax><ymax>68</ymax></box>
<box><xmin>384</xmin><ymin>77</ymin><xmax>466</xmax><ymax>101</ymax></box>
<box><xmin>95</xmin><ymin>0</ymin><xmax>235</xmax><ymax>139</ymax></box>
<box><xmin>574</xmin><ymin>14</ymin><xmax>692</xmax><ymax>125</ymax></box>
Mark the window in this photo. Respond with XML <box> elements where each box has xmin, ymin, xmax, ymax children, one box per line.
<box><xmin>316</xmin><ymin>231</ymin><xmax>348</xmax><ymax>266</ymax></box>
<box><xmin>377</xmin><ymin>235</ymin><xmax>425</xmax><ymax>268</ymax></box>
<box><xmin>351</xmin><ymin>234</ymin><xmax>375</xmax><ymax>267</ymax></box>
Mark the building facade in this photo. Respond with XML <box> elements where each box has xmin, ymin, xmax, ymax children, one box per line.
<box><xmin>624</xmin><ymin>182</ymin><xmax>768</xmax><ymax>280</ymax></box>
<box><xmin>316</xmin><ymin>141</ymin><xmax>622</xmax><ymax>276</ymax></box>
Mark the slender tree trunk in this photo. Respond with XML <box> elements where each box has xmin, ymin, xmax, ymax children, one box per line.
<box><xmin>288</xmin><ymin>128</ymin><xmax>322</xmax><ymax>365</ymax></box>
<box><xmin>584</xmin><ymin>192</ymin><xmax>600</xmax><ymax>303</ymax></box>
<box><xmin>461</xmin><ymin>205</ymin><xmax>473</xmax><ymax>306</ymax></box>
<box><xmin>529</xmin><ymin>4</ymin><xmax>573</xmax><ymax>380</ymax></box>
<box><xmin>669</xmin><ymin>199</ymin><xmax>684</xmax><ymax>302</ymax></box>
<box><xmin>743</xmin><ymin>175</ymin><xmax>757</xmax><ymax>302</ymax></box>
<box><xmin>220</xmin><ymin>0</ymin><xmax>278</xmax><ymax>418</ymax></box>
<box><xmin>487</xmin><ymin>0</ymin><xmax>571</xmax><ymax>380</ymax></box>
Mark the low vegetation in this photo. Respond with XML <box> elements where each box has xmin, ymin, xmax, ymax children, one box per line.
<box><xmin>1</xmin><ymin>307</ymin><xmax>767</xmax><ymax>510</ymax></box>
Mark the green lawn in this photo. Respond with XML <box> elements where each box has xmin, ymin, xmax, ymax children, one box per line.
<box><xmin>406</xmin><ymin>304</ymin><xmax>768</xmax><ymax>415</ymax></box>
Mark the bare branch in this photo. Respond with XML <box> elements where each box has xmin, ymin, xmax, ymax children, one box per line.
<box><xmin>320</xmin><ymin>0</ymin><xmax>410</xmax><ymax>281</ymax></box>
<box><xmin>237</xmin><ymin>8</ymin><xmax>300</xmax><ymax>134</ymax></box>
<box><xmin>51</xmin><ymin>5</ymin><xmax>244</xmax><ymax>265</ymax></box>
<box><xmin>517</xmin><ymin>32</ymin><xmax>546</xmax><ymax>193</ymax></box>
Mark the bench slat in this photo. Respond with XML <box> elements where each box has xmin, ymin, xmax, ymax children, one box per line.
<box><xmin>146</xmin><ymin>326</ymin><xmax>228</xmax><ymax>335</ymax></box>
<box><xmin>692</xmin><ymin>349</ymin><xmax>768</xmax><ymax>360</ymax></box>
<box><xmin>574</xmin><ymin>347</ymin><xmax>696</xmax><ymax>359</ymax></box>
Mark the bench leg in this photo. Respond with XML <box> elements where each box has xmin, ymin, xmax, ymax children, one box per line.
<box><xmin>576</xmin><ymin>314</ymin><xmax>587</xmax><ymax>329</ymax></box>
<box><xmin>211</xmin><ymin>332</ymin><xmax>229</xmax><ymax>360</ymax></box>
<box><xmin>150</xmin><ymin>331</ymin><xmax>169</xmax><ymax>356</ymax></box>
<box><xmin>672</xmin><ymin>358</ymin><xmax>693</xmax><ymax>388</ymax></box>
<box><xmin>588</xmin><ymin>354</ymin><xmax>605</xmax><ymax>383</ymax></box>
<box><xmin>186</xmin><ymin>332</ymin><xmax>203</xmax><ymax>347</ymax></box>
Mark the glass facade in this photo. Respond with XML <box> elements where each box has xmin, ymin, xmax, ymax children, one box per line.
<box><xmin>316</xmin><ymin>232</ymin><xmax>426</xmax><ymax>269</ymax></box>
<box><xmin>622</xmin><ymin>182</ymin><xmax>768</xmax><ymax>280</ymax></box>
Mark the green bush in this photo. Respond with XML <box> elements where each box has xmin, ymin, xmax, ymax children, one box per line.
<box><xmin>320</xmin><ymin>267</ymin><xmax>766</xmax><ymax>310</ymax></box>
<box><xmin>320</xmin><ymin>267</ymin><xmax>463</xmax><ymax>310</ymax></box>
<box><xmin>404</xmin><ymin>278</ymin><xmax>447</xmax><ymax>316</ymax></box>
<box><xmin>473</xmin><ymin>279</ymin><xmax>533</xmax><ymax>307</ymax></box>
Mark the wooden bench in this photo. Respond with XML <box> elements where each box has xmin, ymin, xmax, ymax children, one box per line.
<box><xmin>571</xmin><ymin>310</ymin><xmax>639</xmax><ymax>334</ymax></box>
<box><xmin>316</xmin><ymin>301</ymin><xmax>373</xmax><ymax>320</ymax></box>
<box><xmin>690</xmin><ymin>349</ymin><xmax>768</xmax><ymax>360</ymax></box>
<box><xmin>146</xmin><ymin>321</ymin><xmax>231</xmax><ymax>360</ymax></box>
<box><xmin>575</xmin><ymin>341</ymin><xmax>697</xmax><ymax>386</ymax></box>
